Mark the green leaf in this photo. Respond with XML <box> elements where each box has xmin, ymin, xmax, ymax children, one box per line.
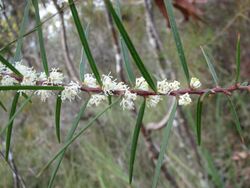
<box><xmin>48</xmin><ymin>98</ymin><xmax>90</xmax><ymax>188</ymax></box>
<box><xmin>14</xmin><ymin>0</ymin><xmax>31</xmax><ymax>62</ymax></box>
<box><xmin>115</xmin><ymin>0</ymin><xmax>135</xmax><ymax>85</ymax></box>
<box><xmin>0</xmin><ymin>85</ymin><xmax>64</xmax><ymax>91</ymax></box>
<box><xmin>68</xmin><ymin>0</ymin><xmax>102</xmax><ymax>85</ymax></box>
<box><xmin>202</xmin><ymin>148</ymin><xmax>224</xmax><ymax>188</ymax></box>
<box><xmin>152</xmin><ymin>99</ymin><xmax>177</xmax><ymax>188</ymax></box>
<box><xmin>196</xmin><ymin>96</ymin><xmax>203</xmax><ymax>145</ymax></box>
<box><xmin>0</xmin><ymin>100</ymin><xmax>7</xmax><ymax>112</ymax></box>
<box><xmin>235</xmin><ymin>34</ymin><xmax>241</xmax><ymax>83</ymax></box>
<box><xmin>22</xmin><ymin>93</ymin><xmax>32</xmax><ymax>103</ymax></box>
<box><xmin>196</xmin><ymin>92</ymin><xmax>210</xmax><ymax>145</ymax></box>
<box><xmin>0</xmin><ymin>93</ymin><xmax>33</xmax><ymax>136</ymax></box>
<box><xmin>129</xmin><ymin>98</ymin><xmax>146</xmax><ymax>184</ymax></box>
<box><xmin>104</xmin><ymin>0</ymin><xmax>157</xmax><ymax>92</ymax></box>
<box><xmin>5</xmin><ymin>93</ymin><xmax>20</xmax><ymax>160</ymax></box>
<box><xmin>55</xmin><ymin>94</ymin><xmax>62</xmax><ymax>143</ymax></box>
<box><xmin>200</xmin><ymin>46</ymin><xmax>219</xmax><ymax>86</ymax></box>
<box><xmin>79</xmin><ymin>24</ymin><xmax>90</xmax><ymax>82</ymax></box>
<box><xmin>163</xmin><ymin>0</ymin><xmax>190</xmax><ymax>84</ymax></box>
<box><xmin>32</xmin><ymin>0</ymin><xmax>49</xmax><ymax>76</ymax></box>
<box><xmin>0</xmin><ymin>54</ymin><xmax>22</xmax><ymax>77</ymax></box>
<box><xmin>227</xmin><ymin>96</ymin><xmax>244</xmax><ymax>143</ymax></box>
<box><xmin>37</xmin><ymin>97</ymin><xmax>120</xmax><ymax>177</ymax></box>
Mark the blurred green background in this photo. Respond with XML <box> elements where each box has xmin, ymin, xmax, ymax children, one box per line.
<box><xmin>0</xmin><ymin>0</ymin><xmax>249</xmax><ymax>187</ymax></box>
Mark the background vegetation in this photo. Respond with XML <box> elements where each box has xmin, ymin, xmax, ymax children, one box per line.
<box><xmin>0</xmin><ymin>0</ymin><xmax>249</xmax><ymax>187</ymax></box>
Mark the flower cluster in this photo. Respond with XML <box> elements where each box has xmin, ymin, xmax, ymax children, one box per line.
<box><xmin>0</xmin><ymin>61</ymin><xmax>202</xmax><ymax>109</ymax></box>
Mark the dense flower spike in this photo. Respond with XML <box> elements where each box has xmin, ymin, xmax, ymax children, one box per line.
<box><xmin>47</xmin><ymin>68</ymin><xmax>64</xmax><ymax>85</ymax></box>
<box><xmin>102</xmin><ymin>74</ymin><xmax>118</xmax><ymax>95</ymax></box>
<box><xmin>88</xmin><ymin>94</ymin><xmax>107</xmax><ymax>106</ymax></box>
<box><xmin>1</xmin><ymin>75</ymin><xmax>18</xmax><ymax>86</ymax></box>
<box><xmin>0</xmin><ymin>61</ymin><xmax>226</xmax><ymax>108</ymax></box>
<box><xmin>35</xmin><ymin>90</ymin><xmax>54</xmax><ymax>102</ymax></box>
<box><xmin>178</xmin><ymin>93</ymin><xmax>192</xmax><ymax>106</ymax></box>
<box><xmin>135</xmin><ymin>77</ymin><xmax>149</xmax><ymax>91</ymax></box>
<box><xmin>190</xmin><ymin>77</ymin><xmax>201</xmax><ymax>89</ymax></box>
<box><xmin>147</xmin><ymin>95</ymin><xmax>162</xmax><ymax>108</ymax></box>
<box><xmin>120</xmin><ymin>90</ymin><xmax>137</xmax><ymax>110</ymax></box>
<box><xmin>157</xmin><ymin>79</ymin><xmax>180</xmax><ymax>94</ymax></box>
<box><xmin>83</xmin><ymin>73</ymin><xmax>98</xmax><ymax>88</ymax></box>
<box><xmin>61</xmin><ymin>81</ymin><xmax>81</xmax><ymax>102</ymax></box>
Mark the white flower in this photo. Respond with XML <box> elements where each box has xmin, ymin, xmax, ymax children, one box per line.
<box><xmin>1</xmin><ymin>75</ymin><xmax>19</xmax><ymax>86</ymax></box>
<box><xmin>15</xmin><ymin>61</ymin><xmax>30</xmax><ymax>75</ymax></box>
<box><xmin>35</xmin><ymin>90</ymin><xmax>53</xmax><ymax>102</ymax></box>
<box><xmin>157</xmin><ymin>79</ymin><xmax>180</xmax><ymax>94</ymax></box>
<box><xmin>0</xmin><ymin>64</ymin><xmax>6</xmax><ymax>73</ymax></box>
<box><xmin>88</xmin><ymin>94</ymin><xmax>106</xmax><ymax>107</ymax></box>
<box><xmin>15</xmin><ymin>61</ymin><xmax>37</xmax><ymax>86</ymax></box>
<box><xmin>84</xmin><ymin>74</ymin><xmax>98</xmax><ymax>88</ymax></box>
<box><xmin>57</xmin><ymin>0</ymin><xmax>65</xmax><ymax>7</ymax></box>
<box><xmin>21</xmin><ymin>70</ymin><xmax>37</xmax><ymax>86</ymax></box>
<box><xmin>135</xmin><ymin>77</ymin><xmax>148</xmax><ymax>91</ymax></box>
<box><xmin>190</xmin><ymin>77</ymin><xmax>201</xmax><ymax>89</ymax></box>
<box><xmin>120</xmin><ymin>90</ymin><xmax>137</xmax><ymax>110</ymax></box>
<box><xmin>147</xmin><ymin>95</ymin><xmax>162</xmax><ymax>107</ymax></box>
<box><xmin>115</xmin><ymin>82</ymin><xmax>128</xmax><ymax>91</ymax></box>
<box><xmin>48</xmin><ymin>68</ymin><xmax>64</xmax><ymax>85</ymax></box>
<box><xmin>102</xmin><ymin>74</ymin><xmax>117</xmax><ymax>95</ymax></box>
<box><xmin>168</xmin><ymin>80</ymin><xmax>180</xmax><ymax>92</ymax></box>
<box><xmin>178</xmin><ymin>93</ymin><xmax>192</xmax><ymax>106</ymax></box>
<box><xmin>38</xmin><ymin>72</ymin><xmax>47</xmax><ymax>82</ymax></box>
<box><xmin>61</xmin><ymin>81</ymin><xmax>81</xmax><ymax>102</ymax></box>
<box><xmin>157</xmin><ymin>79</ymin><xmax>171</xmax><ymax>94</ymax></box>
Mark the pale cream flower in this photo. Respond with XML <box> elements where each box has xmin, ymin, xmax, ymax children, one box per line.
<box><xmin>35</xmin><ymin>90</ymin><xmax>53</xmax><ymax>102</ymax></box>
<box><xmin>135</xmin><ymin>77</ymin><xmax>148</xmax><ymax>91</ymax></box>
<box><xmin>48</xmin><ymin>68</ymin><xmax>64</xmax><ymax>85</ymax></box>
<box><xmin>168</xmin><ymin>80</ymin><xmax>180</xmax><ymax>92</ymax></box>
<box><xmin>102</xmin><ymin>74</ymin><xmax>117</xmax><ymax>95</ymax></box>
<box><xmin>0</xmin><ymin>75</ymin><xmax>18</xmax><ymax>86</ymax></box>
<box><xmin>120</xmin><ymin>90</ymin><xmax>137</xmax><ymax>110</ymax></box>
<box><xmin>190</xmin><ymin>77</ymin><xmax>201</xmax><ymax>89</ymax></box>
<box><xmin>157</xmin><ymin>79</ymin><xmax>170</xmax><ymax>94</ymax></box>
<box><xmin>178</xmin><ymin>93</ymin><xmax>192</xmax><ymax>106</ymax></box>
<box><xmin>84</xmin><ymin>73</ymin><xmax>98</xmax><ymax>88</ymax></box>
<box><xmin>88</xmin><ymin>94</ymin><xmax>106</xmax><ymax>106</ymax></box>
<box><xmin>61</xmin><ymin>81</ymin><xmax>81</xmax><ymax>102</ymax></box>
<box><xmin>147</xmin><ymin>95</ymin><xmax>162</xmax><ymax>107</ymax></box>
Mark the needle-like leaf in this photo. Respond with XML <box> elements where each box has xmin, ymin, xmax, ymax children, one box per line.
<box><xmin>201</xmin><ymin>46</ymin><xmax>219</xmax><ymax>86</ymax></box>
<box><xmin>37</xmin><ymin>98</ymin><xmax>120</xmax><ymax>178</ymax></box>
<box><xmin>0</xmin><ymin>100</ymin><xmax>7</xmax><ymax>112</ymax></box>
<box><xmin>196</xmin><ymin>96</ymin><xmax>203</xmax><ymax>145</ymax></box>
<box><xmin>1</xmin><ymin>94</ymin><xmax>33</xmax><ymax>136</ymax></box>
<box><xmin>129</xmin><ymin>98</ymin><xmax>146</xmax><ymax>184</ymax></box>
<box><xmin>235</xmin><ymin>34</ymin><xmax>241</xmax><ymax>83</ymax></box>
<box><xmin>79</xmin><ymin>24</ymin><xmax>90</xmax><ymax>82</ymax></box>
<box><xmin>14</xmin><ymin>0</ymin><xmax>31</xmax><ymax>62</ymax></box>
<box><xmin>32</xmin><ymin>0</ymin><xmax>49</xmax><ymax>76</ymax></box>
<box><xmin>163</xmin><ymin>0</ymin><xmax>190</xmax><ymax>84</ymax></box>
<box><xmin>227</xmin><ymin>96</ymin><xmax>244</xmax><ymax>143</ymax></box>
<box><xmin>55</xmin><ymin>94</ymin><xmax>62</xmax><ymax>143</ymax></box>
<box><xmin>68</xmin><ymin>0</ymin><xmax>102</xmax><ymax>85</ymax></box>
<box><xmin>115</xmin><ymin>0</ymin><xmax>135</xmax><ymax>85</ymax></box>
<box><xmin>0</xmin><ymin>54</ymin><xmax>22</xmax><ymax>77</ymax></box>
<box><xmin>5</xmin><ymin>93</ymin><xmax>20</xmax><ymax>160</ymax></box>
<box><xmin>152</xmin><ymin>99</ymin><xmax>177</xmax><ymax>188</ymax></box>
<box><xmin>104</xmin><ymin>0</ymin><xmax>156</xmax><ymax>92</ymax></box>
<box><xmin>48</xmin><ymin>98</ymin><xmax>90</xmax><ymax>188</ymax></box>
<box><xmin>0</xmin><ymin>85</ymin><xmax>64</xmax><ymax>91</ymax></box>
